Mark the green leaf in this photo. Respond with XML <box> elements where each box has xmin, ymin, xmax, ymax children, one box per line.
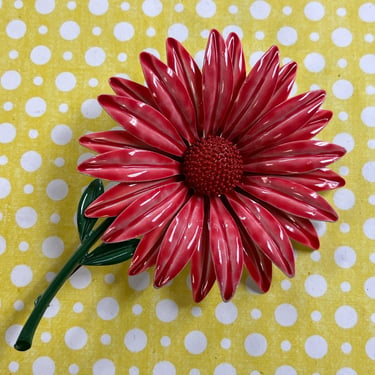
<box><xmin>80</xmin><ymin>239</ymin><xmax>139</xmax><ymax>266</ymax></box>
<box><xmin>77</xmin><ymin>179</ymin><xmax>104</xmax><ymax>242</ymax></box>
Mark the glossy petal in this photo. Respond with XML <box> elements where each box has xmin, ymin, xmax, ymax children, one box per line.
<box><xmin>154</xmin><ymin>195</ymin><xmax>204</xmax><ymax>287</ymax></box>
<box><xmin>227</xmin><ymin>192</ymin><xmax>295</xmax><ymax>277</ymax></box>
<box><xmin>244</xmin><ymin>140</ymin><xmax>346</xmax><ymax>174</ymax></box>
<box><xmin>240</xmin><ymin>175</ymin><xmax>338</xmax><ymax>221</ymax></box>
<box><xmin>238</xmin><ymin>90</ymin><xmax>327</xmax><ymax>154</ymax></box>
<box><xmin>102</xmin><ymin>182</ymin><xmax>188</xmax><ymax>242</ymax></box>
<box><xmin>166</xmin><ymin>37</ymin><xmax>203</xmax><ymax>136</ymax></box>
<box><xmin>78</xmin><ymin>148</ymin><xmax>181</xmax><ymax>182</ymax></box>
<box><xmin>98</xmin><ymin>95</ymin><xmax>186</xmax><ymax>157</ymax></box>
<box><xmin>223</xmin><ymin>46</ymin><xmax>279</xmax><ymax>141</ymax></box>
<box><xmin>209</xmin><ymin>197</ymin><xmax>243</xmax><ymax>301</ymax></box>
<box><xmin>202</xmin><ymin>29</ymin><xmax>233</xmax><ymax>136</ymax></box>
<box><xmin>85</xmin><ymin>178</ymin><xmax>178</xmax><ymax>218</ymax></box>
<box><xmin>109</xmin><ymin>77</ymin><xmax>156</xmax><ymax>107</ymax></box>
<box><xmin>140</xmin><ymin>52</ymin><xmax>197</xmax><ymax>143</ymax></box>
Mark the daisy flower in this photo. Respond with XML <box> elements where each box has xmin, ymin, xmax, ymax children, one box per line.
<box><xmin>78</xmin><ymin>29</ymin><xmax>345</xmax><ymax>302</ymax></box>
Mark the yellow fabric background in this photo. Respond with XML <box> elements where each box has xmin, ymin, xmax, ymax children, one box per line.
<box><xmin>1</xmin><ymin>0</ymin><xmax>374</xmax><ymax>374</ymax></box>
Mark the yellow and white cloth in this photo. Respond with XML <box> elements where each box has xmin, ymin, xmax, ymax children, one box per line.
<box><xmin>1</xmin><ymin>0</ymin><xmax>374</xmax><ymax>374</ymax></box>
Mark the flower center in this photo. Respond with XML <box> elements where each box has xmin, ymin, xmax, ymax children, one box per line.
<box><xmin>182</xmin><ymin>136</ymin><xmax>243</xmax><ymax>196</ymax></box>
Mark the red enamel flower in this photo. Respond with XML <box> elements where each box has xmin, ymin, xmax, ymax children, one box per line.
<box><xmin>78</xmin><ymin>29</ymin><xmax>345</xmax><ymax>302</ymax></box>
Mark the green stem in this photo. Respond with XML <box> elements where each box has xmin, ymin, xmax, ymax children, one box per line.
<box><xmin>14</xmin><ymin>217</ymin><xmax>114</xmax><ymax>351</ymax></box>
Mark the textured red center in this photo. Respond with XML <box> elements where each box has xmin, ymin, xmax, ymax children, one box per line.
<box><xmin>183</xmin><ymin>136</ymin><xmax>243</xmax><ymax>196</ymax></box>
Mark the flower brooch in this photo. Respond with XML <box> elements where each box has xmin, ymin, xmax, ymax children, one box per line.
<box><xmin>15</xmin><ymin>29</ymin><xmax>345</xmax><ymax>351</ymax></box>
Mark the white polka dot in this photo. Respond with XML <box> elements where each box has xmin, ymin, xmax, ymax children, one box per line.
<box><xmin>85</xmin><ymin>47</ymin><xmax>106</xmax><ymax>66</ymax></box>
<box><xmin>146</xmin><ymin>27</ymin><xmax>156</xmax><ymax>37</ymax></box>
<box><xmin>245</xmin><ymin>333</ymin><xmax>267</xmax><ymax>356</ymax></box>
<box><xmin>43</xmin><ymin>297</ymin><xmax>60</xmax><ymax>318</ymax></box>
<box><xmin>304</xmin><ymin>52</ymin><xmax>325</xmax><ymax>72</ymax></box>
<box><xmin>5</xmin><ymin>325</ymin><xmax>22</xmax><ymax>347</ymax></box>
<box><xmin>310</xmin><ymin>250</ymin><xmax>321</xmax><ymax>261</ymax></box>
<box><xmin>33</xmin><ymin>76</ymin><xmax>43</xmax><ymax>86</ymax></box>
<box><xmin>196</xmin><ymin>0</ymin><xmax>216</xmax><ymax>18</ymax></box>
<box><xmin>69</xmin><ymin>267</ymin><xmax>92</xmax><ymax>289</ymax></box>
<box><xmin>333</xmin><ymin>188</ymin><xmax>355</xmax><ymax>210</ymax></box>
<box><xmin>335</xmin><ymin>306</ymin><xmax>358</xmax><ymax>329</ymax></box>
<box><xmin>274</xmin><ymin>304</ymin><xmax>298</xmax><ymax>327</ymax></box>
<box><xmin>73</xmin><ymin>302</ymin><xmax>83</xmax><ymax>313</ymax></box>
<box><xmin>367</xmin><ymin>85</ymin><xmax>375</xmax><ymax>95</ymax></box>
<box><xmin>283</xmin><ymin>6</ymin><xmax>292</xmax><ymax>15</ymax></box>
<box><xmin>332</xmin><ymin>79</ymin><xmax>353</xmax><ymax>99</ymax></box>
<box><xmin>46</xmin><ymin>272</ymin><xmax>56</xmax><ymax>282</ymax></box>
<box><xmin>88</xmin><ymin>0</ymin><xmax>108</xmax><ymax>15</ymax></box>
<box><xmin>55</xmin><ymin>72</ymin><xmax>76</xmax><ymax>92</ymax></box>
<box><xmin>341</xmin><ymin>281</ymin><xmax>351</xmax><ymax>292</ymax></box>
<box><xmin>160</xmin><ymin>336</ymin><xmax>171</xmax><ymax>347</ymax></box>
<box><xmin>281</xmin><ymin>340</ymin><xmax>291</xmax><ymax>351</ymax></box>
<box><xmin>51</xmin><ymin>124</ymin><xmax>72</xmax><ymax>145</ymax></box>
<box><xmin>25</xmin><ymin>97</ymin><xmax>47</xmax><ymax>117</ymax></box>
<box><xmin>305</xmin><ymin>335</ymin><xmax>328</xmax><ymax>358</ymax></box>
<box><xmin>113</xmin><ymin>22</ymin><xmax>134</xmax><ymax>41</ymax></box>
<box><xmin>23</xmin><ymin>184</ymin><xmax>33</xmax><ymax>194</ymax></box>
<box><xmin>214</xmin><ymin>363</ymin><xmax>236</xmax><ymax>375</ymax></box>
<box><xmin>334</xmin><ymin>246</ymin><xmax>356</xmax><ymax>268</ymax></box>
<box><xmin>281</xmin><ymin>279</ymin><xmax>291</xmax><ymax>290</ymax></box>
<box><xmin>6</xmin><ymin>20</ymin><xmax>26</xmax><ymax>39</ymax></box>
<box><xmin>101</xmin><ymin>334</ymin><xmax>111</xmax><ymax>345</ymax></box>
<box><xmin>365</xmin><ymin>33</ymin><xmax>375</xmax><ymax>43</ymax></box>
<box><xmin>47</xmin><ymin>179</ymin><xmax>68</xmax><ymax>201</ymax></box>
<box><xmin>65</xmin><ymin>327</ymin><xmax>88</xmax><ymax>350</ymax></box>
<box><xmin>19</xmin><ymin>241</ymin><xmax>29</xmax><ymax>251</ymax></box>
<box><xmin>35</xmin><ymin>0</ymin><xmax>55</xmax><ymax>14</ymax></box>
<box><xmin>277</xmin><ymin>26</ymin><xmax>298</xmax><ymax>46</ymax></box>
<box><xmin>0</xmin><ymin>178</ymin><xmax>11</xmax><ymax>199</ymax></box>
<box><xmin>50</xmin><ymin>213</ymin><xmax>60</xmax><ymax>223</ymax></box>
<box><xmin>30</xmin><ymin>45</ymin><xmax>51</xmax><ymax>65</ymax></box>
<box><xmin>9</xmin><ymin>361</ymin><xmax>19</xmax><ymax>373</ymax></box>
<box><xmin>128</xmin><ymin>271</ymin><xmax>150</xmax><ymax>290</ymax></box>
<box><xmin>249</xmin><ymin>51</ymin><xmax>265</xmax><ymax>67</ymax></box>
<box><xmin>363</xmin><ymin>161</ymin><xmax>375</xmax><ymax>182</ymax></box>
<box><xmin>16</xmin><ymin>207</ymin><xmax>37</xmax><ymax>228</ymax></box>
<box><xmin>0</xmin><ymin>236</ymin><xmax>6</xmax><ymax>255</ymax></box>
<box><xmin>184</xmin><ymin>331</ymin><xmax>207</xmax><ymax>354</ymax></box>
<box><xmin>359</xmin><ymin>3</ymin><xmax>375</xmax><ymax>23</ymax></box>
<box><xmin>129</xmin><ymin>366</ymin><xmax>140</xmax><ymax>375</ymax></box>
<box><xmin>228</xmin><ymin>5</ymin><xmax>238</xmax><ymax>14</ymax></box>
<box><xmin>333</xmin><ymin>132</ymin><xmax>354</xmax><ymax>153</ymax></box>
<box><xmin>250</xmin><ymin>0</ymin><xmax>271</xmax><ymax>19</ymax></box>
<box><xmin>340</xmin><ymin>223</ymin><xmax>350</xmax><ymax>233</ymax></box>
<box><xmin>32</xmin><ymin>356</ymin><xmax>55</xmax><ymax>375</ymax></box>
<box><xmin>153</xmin><ymin>361</ymin><xmax>176</xmax><ymax>375</ymax></box>
<box><xmin>132</xmin><ymin>304</ymin><xmax>143</xmax><ymax>315</ymax></box>
<box><xmin>59</xmin><ymin>21</ymin><xmax>80</xmax><ymax>40</ymax></box>
<box><xmin>59</xmin><ymin>103</ymin><xmax>69</xmax><ymax>112</ymax></box>
<box><xmin>29</xmin><ymin>128</ymin><xmax>39</xmax><ymax>138</ymax></box>
<box><xmin>93</xmin><ymin>359</ymin><xmax>115</xmax><ymax>375</ymax></box>
<box><xmin>124</xmin><ymin>328</ymin><xmax>147</xmax><ymax>352</ymax></box>
<box><xmin>3</xmin><ymin>101</ymin><xmax>13</xmax><ymax>111</ymax></box>
<box><xmin>305</xmin><ymin>274</ymin><xmax>327</xmax><ymax>297</ymax></box>
<box><xmin>304</xmin><ymin>1</ymin><xmax>325</xmax><ymax>21</ymax></box>
<box><xmin>223</xmin><ymin>26</ymin><xmax>243</xmax><ymax>40</ymax></box>
<box><xmin>366</xmin><ymin>337</ymin><xmax>375</xmax><ymax>360</ymax></box>
<box><xmin>68</xmin><ymin>364</ymin><xmax>79</xmax><ymax>375</ymax></box>
<box><xmin>332</xmin><ymin>28</ymin><xmax>352</xmax><ymax>47</ymax></box>
<box><xmin>168</xmin><ymin>23</ymin><xmax>188</xmax><ymax>42</ymax></box>
<box><xmin>339</xmin><ymin>112</ymin><xmax>349</xmax><ymax>122</ymax></box>
<box><xmin>0</xmin><ymin>156</ymin><xmax>8</xmax><ymax>165</ymax></box>
<box><xmin>221</xmin><ymin>338</ymin><xmax>231</xmax><ymax>349</ymax></box>
<box><xmin>92</xmin><ymin>26</ymin><xmax>101</xmax><ymax>36</ymax></box>
<box><xmin>11</xmin><ymin>264</ymin><xmax>32</xmax><ymax>287</ymax></box>
<box><xmin>121</xmin><ymin>2</ymin><xmax>130</xmax><ymax>11</ymax></box>
<box><xmin>191</xmin><ymin>306</ymin><xmax>202</xmax><ymax>317</ymax></box>
<box><xmin>310</xmin><ymin>32</ymin><xmax>319</xmax><ymax>41</ymax></box>
<box><xmin>63</xmin><ymin>51</ymin><xmax>73</xmax><ymax>60</ymax></box>
<box><xmin>142</xmin><ymin>0</ymin><xmax>162</xmax><ymax>17</ymax></box>
<box><xmin>365</xmin><ymin>277</ymin><xmax>375</xmax><ymax>298</ymax></box>
<box><xmin>156</xmin><ymin>299</ymin><xmax>178</xmax><ymax>322</ymax></box>
<box><xmin>1</xmin><ymin>70</ymin><xmax>21</xmax><ymax>90</ymax></box>
<box><xmin>20</xmin><ymin>151</ymin><xmax>42</xmax><ymax>172</ymax></box>
<box><xmin>215</xmin><ymin>302</ymin><xmax>238</xmax><ymax>324</ymax></box>
<box><xmin>89</xmin><ymin>78</ymin><xmax>98</xmax><ymax>87</ymax></box>
<box><xmin>341</xmin><ymin>343</ymin><xmax>352</xmax><ymax>354</ymax></box>
<box><xmin>250</xmin><ymin>308</ymin><xmax>262</xmax><ymax>320</ymax></box>
<box><xmin>42</xmin><ymin>236</ymin><xmax>64</xmax><ymax>259</ymax></box>
<box><xmin>96</xmin><ymin>297</ymin><xmax>119</xmax><ymax>320</ymax></box>
<box><xmin>0</xmin><ymin>123</ymin><xmax>16</xmax><ymax>143</ymax></box>
<box><xmin>275</xmin><ymin>366</ymin><xmax>297</xmax><ymax>375</ymax></box>
<box><xmin>337</xmin><ymin>58</ymin><xmax>347</xmax><ymax>68</ymax></box>
<box><xmin>360</xmin><ymin>54</ymin><xmax>375</xmax><ymax>74</ymax></box>
<box><xmin>255</xmin><ymin>31</ymin><xmax>265</xmax><ymax>40</ymax></box>
<box><xmin>361</xmin><ymin>107</ymin><xmax>375</xmax><ymax>127</ymax></box>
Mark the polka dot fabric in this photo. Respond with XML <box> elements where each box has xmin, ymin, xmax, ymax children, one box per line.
<box><xmin>0</xmin><ymin>1</ymin><xmax>374</xmax><ymax>374</ymax></box>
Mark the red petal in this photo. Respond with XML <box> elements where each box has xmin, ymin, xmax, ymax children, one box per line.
<box><xmin>209</xmin><ymin>196</ymin><xmax>243</xmax><ymax>301</ymax></box>
<box><xmin>240</xmin><ymin>175</ymin><xmax>338</xmax><ymax>221</ymax></box>
<box><xmin>85</xmin><ymin>178</ymin><xmax>178</xmax><ymax>218</ymax></box>
<box><xmin>243</xmin><ymin>140</ymin><xmax>346</xmax><ymax>174</ymax></box>
<box><xmin>128</xmin><ymin>225</ymin><xmax>166</xmax><ymax>275</ymax></box>
<box><xmin>226</xmin><ymin>32</ymin><xmax>246</xmax><ymax>98</ymax></box>
<box><xmin>191</xmin><ymin>200</ymin><xmax>216</xmax><ymax>302</ymax></box>
<box><xmin>109</xmin><ymin>77</ymin><xmax>156</xmax><ymax>107</ymax></box>
<box><xmin>154</xmin><ymin>195</ymin><xmax>204</xmax><ymax>287</ymax></box>
<box><xmin>223</xmin><ymin>46</ymin><xmax>279</xmax><ymax>141</ymax></box>
<box><xmin>281</xmin><ymin>168</ymin><xmax>346</xmax><ymax>191</ymax></box>
<box><xmin>78</xmin><ymin>148</ymin><xmax>181</xmax><ymax>182</ymax></box>
<box><xmin>166</xmin><ymin>37</ymin><xmax>203</xmax><ymax>136</ymax></box>
<box><xmin>227</xmin><ymin>192</ymin><xmax>295</xmax><ymax>277</ymax></box>
<box><xmin>98</xmin><ymin>95</ymin><xmax>186</xmax><ymax>157</ymax></box>
<box><xmin>238</xmin><ymin>90</ymin><xmax>327</xmax><ymax>155</ymax></box>
<box><xmin>140</xmin><ymin>52</ymin><xmax>197</xmax><ymax>143</ymax></box>
<box><xmin>102</xmin><ymin>182</ymin><xmax>188</xmax><ymax>242</ymax></box>
<box><xmin>202</xmin><ymin>29</ymin><xmax>233</xmax><ymax>136</ymax></box>
<box><xmin>237</xmin><ymin>224</ymin><xmax>272</xmax><ymax>292</ymax></box>
<box><xmin>79</xmin><ymin>130</ymin><xmax>149</xmax><ymax>153</ymax></box>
